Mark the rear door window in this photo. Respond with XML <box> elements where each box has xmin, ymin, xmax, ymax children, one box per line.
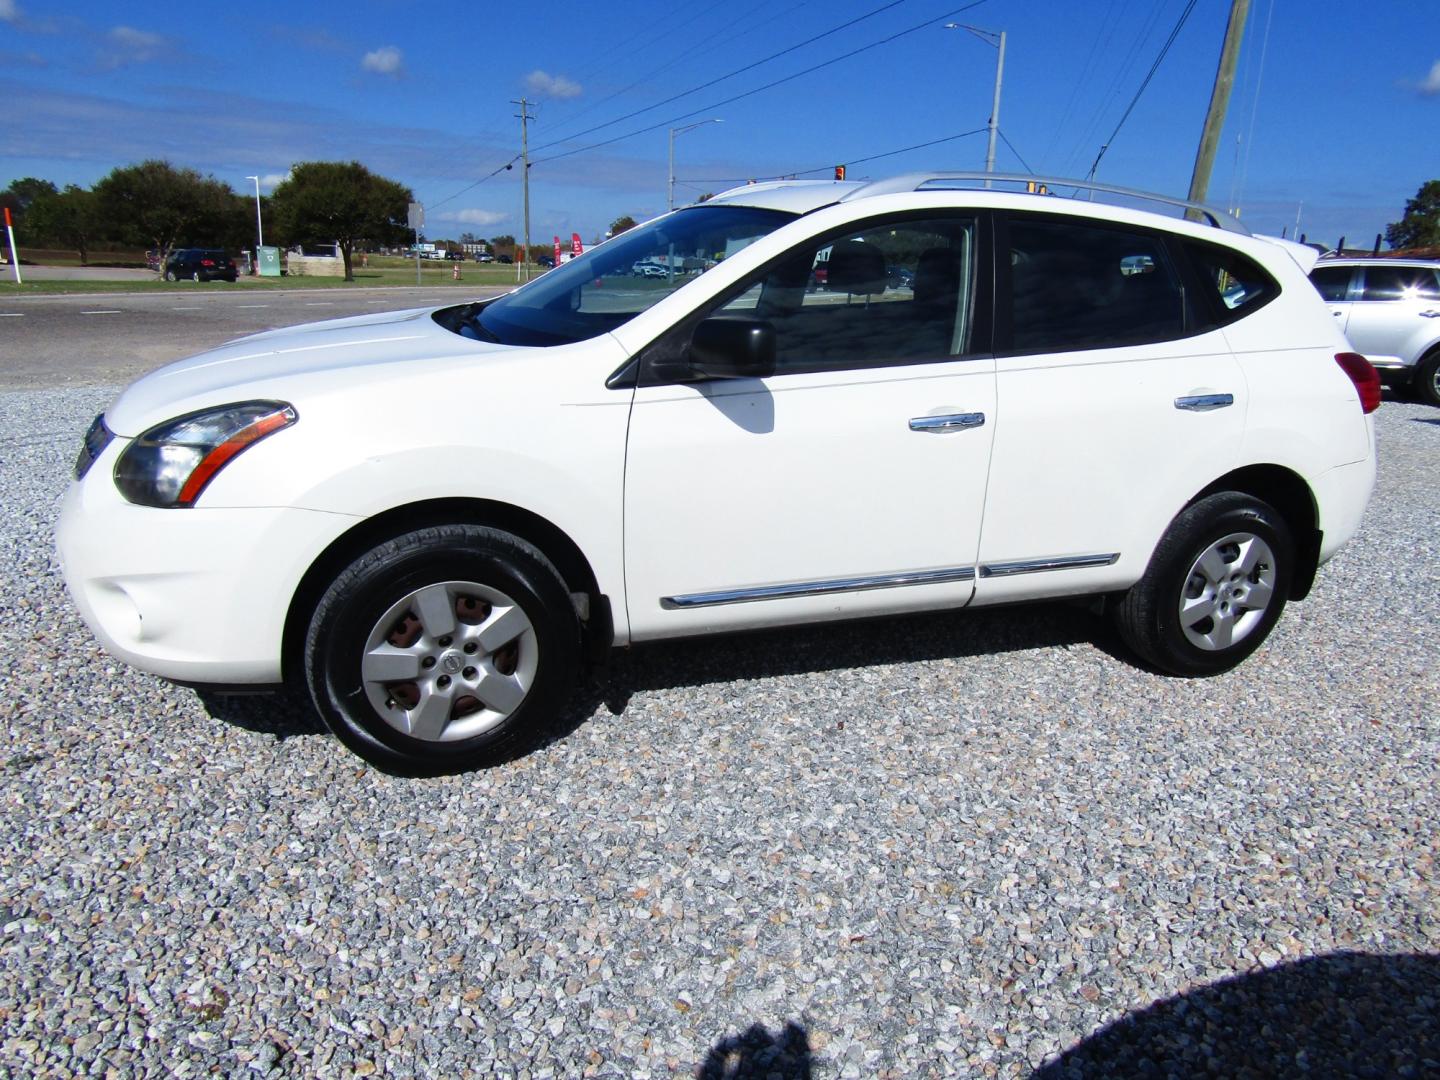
<box><xmin>1003</xmin><ymin>215</ymin><xmax>1191</xmax><ymax>354</ymax></box>
<box><xmin>1358</xmin><ymin>265</ymin><xmax>1440</xmax><ymax>301</ymax></box>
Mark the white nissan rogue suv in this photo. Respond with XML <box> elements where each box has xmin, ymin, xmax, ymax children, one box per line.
<box><xmin>58</xmin><ymin>173</ymin><xmax>1380</xmax><ymax>773</ymax></box>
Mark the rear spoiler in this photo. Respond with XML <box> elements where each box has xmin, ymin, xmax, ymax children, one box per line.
<box><xmin>1255</xmin><ymin>234</ymin><xmax>1322</xmax><ymax>274</ymax></box>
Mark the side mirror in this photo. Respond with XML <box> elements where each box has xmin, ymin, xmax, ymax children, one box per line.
<box><xmin>688</xmin><ymin>318</ymin><xmax>776</xmax><ymax>379</ymax></box>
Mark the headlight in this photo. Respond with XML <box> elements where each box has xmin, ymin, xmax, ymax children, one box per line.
<box><xmin>113</xmin><ymin>401</ymin><xmax>297</xmax><ymax>508</ymax></box>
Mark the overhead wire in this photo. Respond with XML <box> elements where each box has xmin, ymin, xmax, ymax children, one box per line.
<box><xmin>527</xmin><ymin>0</ymin><xmax>917</xmax><ymax>157</ymax></box>
<box><xmin>1085</xmin><ymin>0</ymin><xmax>1200</xmax><ymax>179</ymax></box>
<box><xmin>531</xmin><ymin>0</ymin><xmax>991</xmax><ymax>167</ymax></box>
<box><xmin>676</xmin><ymin>127</ymin><xmax>989</xmax><ymax>187</ymax></box>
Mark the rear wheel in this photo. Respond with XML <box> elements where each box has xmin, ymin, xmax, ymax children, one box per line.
<box><xmin>191</xmin><ymin>270</ymin><xmax>202</xmax><ymax>282</ymax></box>
<box><xmin>304</xmin><ymin>525</ymin><xmax>579</xmax><ymax>774</ymax></box>
<box><xmin>1414</xmin><ymin>350</ymin><xmax>1440</xmax><ymax>408</ymax></box>
<box><xmin>1114</xmin><ymin>492</ymin><xmax>1293</xmax><ymax>676</ymax></box>
<box><xmin>163</xmin><ymin>269</ymin><xmax>176</xmax><ymax>281</ymax></box>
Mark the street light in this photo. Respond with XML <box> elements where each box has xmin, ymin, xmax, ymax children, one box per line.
<box><xmin>944</xmin><ymin>23</ymin><xmax>1006</xmax><ymax>183</ymax></box>
<box><xmin>668</xmin><ymin>119</ymin><xmax>723</xmax><ymax>210</ymax></box>
<box><xmin>244</xmin><ymin>175</ymin><xmax>264</xmax><ymax>273</ymax></box>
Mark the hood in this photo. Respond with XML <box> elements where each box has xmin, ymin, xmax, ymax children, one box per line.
<box><xmin>105</xmin><ymin>304</ymin><xmax>509</xmax><ymax>435</ymax></box>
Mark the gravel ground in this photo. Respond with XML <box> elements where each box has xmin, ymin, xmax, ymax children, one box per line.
<box><xmin>0</xmin><ymin>388</ymin><xmax>1436</xmax><ymax>1078</ymax></box>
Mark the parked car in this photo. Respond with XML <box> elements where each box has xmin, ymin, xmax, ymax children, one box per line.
<box><xmin>632</xmin><ymin>261</ymin><xmax>670</xmax><ymax>278</ymax></box>
<box><xmin>497</xmin><ymin>254</ymin><xmax>513</xmax><ymax>264</ymax></box>
<box><xmin>162</xmin><ymin>248</ymin><xmax>237</xmax><ymax>282</ymax></box>
<box><xmin>1308</xmin><ymin>258</ymin><xmax>1440</xmax><ymax>406</ymax></box>
<box><xmin>59</xmin><ymin>172</ymin><xmax>1379</xmax><ymax>774</ymax></box>
<box><xmin>536</xmin><ymin>255</ymin><xmax>556</xmax><ymax>268</ymax></box>
<box><xmin>475</xmin><ymin>253</ymin><xmax>495</xmax><ymax>263</ymax></box>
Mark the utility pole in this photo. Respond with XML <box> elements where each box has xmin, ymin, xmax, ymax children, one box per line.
<box><xmin>512</xmin><ymin>98</ymin><xmax>534</xmax><ymax>283</ymax></box>
<box><xmin>1186</xmin><ymin>0</ymin><xmax>1250</xmax><ymax>215</ymax></box>
<box><xmin>944</xmin><ymin>24</ymin><xmax>1005</xmax><ymax>186</ymax></box>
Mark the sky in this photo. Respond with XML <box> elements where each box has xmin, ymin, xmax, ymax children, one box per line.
<box><xmin>2</xmin><ymin>0</ymin><xmax>1437</xmax><ymax>250</ymax></box>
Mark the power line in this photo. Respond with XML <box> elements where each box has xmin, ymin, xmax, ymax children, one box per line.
<box><xmin>1086</xmin><ymin>0</ymin><xmax>1199</xmax><ymax>179</ymax></box>
<box><xmin>528</xmin><ymin>0</ymin><xmax>915</xmax><ymax>157</ymax></box>
<box><xmin>426</xmin><ymin>156</ymin><xmax>521</xmax><ymax>213</ymax></box>
<box><xmin>532</xmin><ymin>0</ymin><xmax>991</xmax><ymax>167</ymax></box>
<box><xmin>677</xmin><ymin>127</ymin><xmax>988</xmax><ymax>186</ymax></box>
<box><xmin>997</xmin><ymin>129</ymin><xmax>1034</xmax><ymax>174</ymax></box>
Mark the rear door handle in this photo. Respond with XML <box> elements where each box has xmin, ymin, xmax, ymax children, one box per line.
<box><xmin>1421</xmin><ymin>310</ymin><xmax>1440</xmax><ymax>318</ymax></box>
<box><xmin>1174</xmin><ymin>393</ymin><xmax>1234</xmax><ymax>412</ymax></box>
<box><xmin>909</xmin><ymin>412</ymin><xmax>985</xmax><ymax>432</ymax></box>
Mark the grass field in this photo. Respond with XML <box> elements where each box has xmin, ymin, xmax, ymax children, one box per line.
<box><xmin>0</xmin><ymin>257</ymin><xmax>538</xmax><ymax>295</ymax></box>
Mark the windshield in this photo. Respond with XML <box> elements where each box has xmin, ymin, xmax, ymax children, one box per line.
<box><xmin>437</xmin><ymin>205</ymin><xmax>797</xmax><ymax>347</ymax></box>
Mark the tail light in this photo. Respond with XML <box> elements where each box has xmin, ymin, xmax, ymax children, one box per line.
<box><xmin>200</xmin><ymin>259</ymin><xmax>215</xmax><ymax>267</ymax></box>
<box><xmin>1335</xmin><ymin>352</ymin><xmax>1380</xmax><ymax>414</ymax></box>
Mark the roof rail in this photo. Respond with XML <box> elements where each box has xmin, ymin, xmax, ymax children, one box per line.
<box><xmin>841</xmin><ymin>171</ymin><xmax>1249</xmax><ymax>235</ymax></box>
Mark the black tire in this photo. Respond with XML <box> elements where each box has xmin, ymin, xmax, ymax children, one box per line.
<box><xmin>191</xmin><ymin>270</ymin><xmax>202</xmax><ymax>282</ymax></box>
<box><xmin>1113</xmin><ymin>492</ymin><xmax>1294</xmax><ymax>676</ymax></box>
<box><xmin>163</xmin><ymin>269</ymin><xmax>176</xmax><ymax>281</ymax></box>
<box><xmin>1413</xmin><ymin>350</ymin><xmax>1440</xmax><ymax>408</ymax></box>
<box><xmin>304</xmin><ymin>525</ymin><xmax>579</xmax><ymax>774</ymax></box>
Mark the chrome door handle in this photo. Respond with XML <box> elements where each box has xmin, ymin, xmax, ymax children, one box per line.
<box><xmin>1420</xmin><ymin>310</ymin><xmax>1440</xmax><ymax>318</ymax></box>
<box><xmin>1174</xmin><ymin>393</ymin><xmax>1233</xmax><ymax>412</ymax></box>
<box><xmin>909</xmin><ymin>412</ymin><xmax>985</xmax><ymax>432</ymax></box>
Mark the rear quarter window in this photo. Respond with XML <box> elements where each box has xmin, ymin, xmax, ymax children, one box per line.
<box><xmin>1181</xmin><ymin>240</ymin><xmax>1280</xmax><ymax>327</ymax></box>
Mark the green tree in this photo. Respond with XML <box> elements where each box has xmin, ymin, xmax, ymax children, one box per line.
<box><xmin>1385</xmin><ymin>180</ymin><xmax>1440</xmax><ymax>250</ymax></box>
<box><xmin>270</xmin><ymin>161</ymin><xmax>411</xmax><ymax>281</ymax></box>
<box><xmin>2</xmin><ymin>177</ymin><xmax>58</xmax><ymax>233</ymax></box>
<box><xmin>489</xmin><ymin>234</ymin><xmax>516</xmax><ymax>250</ymax></box>
<box><xmin>92</xmin><ymin>160</ymin><xmax>235</xmax><ymax>272</ymax></box>
<box><xmin>24</xmin><ymin>186</ymin><xmax>100</xmax><ymax>263</ymax></box>
<box><xmin>609</xmin><ymin>215</ymin><xmax>638</xmax><ymax>236</ymax></box>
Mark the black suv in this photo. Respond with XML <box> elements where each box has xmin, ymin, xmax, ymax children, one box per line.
<box><xmin>163</xmin><ymin>249</ymin><xmax>238</xmax><ymax>282</ymax></box>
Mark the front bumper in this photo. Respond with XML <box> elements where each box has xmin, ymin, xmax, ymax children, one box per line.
<box><xmin>57</xmin><ymin>461</ymin><xmax>357</xmax><ymax>684</ymax></box>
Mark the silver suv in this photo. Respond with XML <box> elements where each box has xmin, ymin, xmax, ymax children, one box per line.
<box><xmin>1309</xmin><ymin>258</ymin><xmax>1440</xmax><ymax>406</ymax></box>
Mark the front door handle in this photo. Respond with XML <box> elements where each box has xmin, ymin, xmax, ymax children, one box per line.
<box><xmin>1175</xmin><ymin>393</ymin><xmax>1234</xmax><ymax>412</ymax></box>
<box><xmin>1420</xmin><ymin>310</ymin><xmax>1440</xmax><ymax>318</ymax></box>
<box><xmin>910</xmin><ymin>412</ymin><xmax>985</xmax><ymax>433</ymax></box>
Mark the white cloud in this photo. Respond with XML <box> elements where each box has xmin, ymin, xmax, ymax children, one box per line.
<box><xmin>260</xmin><ymin>172</ymin><xmax>291</xmax><ymax>189</ymax></box>
<box><xmin>1420</xmin><ymin>60</ymin><xmax>1440</xmax><ymax>96</ymax></box>
<box><xmin>361</xmin><ymin>45</ymin><xmax>403</xmax><ymax>76</ymax></box>
<box><xmin>100</xmin><ymin>25</ymin><xmax>167</xmax><ymax>67</ymax></box>
<box><xmin>0</xmin><ymin>1</ymin><xmax>20</xmax><ymax>24</ymax></box>
<box><xmin>524</xmin><ymin>70</ymin><xmax>581</xmax><ymax>100</ymax></box>
<box><xmin>444</xmin><ymin>208</ymin><xmax>507</xmax><ymax>227</ymax></box>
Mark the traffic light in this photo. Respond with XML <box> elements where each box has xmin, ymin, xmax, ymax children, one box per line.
<box><xmin>834</xmin><ymin>165</ymin><xmax>846</xmax><ymax>181</ymax></box>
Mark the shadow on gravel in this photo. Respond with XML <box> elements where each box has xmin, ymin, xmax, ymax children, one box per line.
<box><xmin>590</xmin><ymin>601</ymin><xmax>1108</xmax><ymax>720</ymax></box>
<box><xmin>1410</xmin><ymin>417</ymin><xmax>1440</xmax><ymax>426</ymax></box>
<box><xmin>1031</xmin><ymin>951</ymin><xmax>1440</xmax><ymax>1079</ymax></box>
<box><xmin>195</xmin><ymin>687</ymin><xmax>326</xmax><ymax>740</ymax></box>
<box><xmin>697</xmin><ymin>1021</ymin><xmax>812</xmax><ymax>1079</ymax></box>
<box><xmin>194</xmin><ymin>601</ymin><xmax>1116</xmax><ymax>755</ymax></box>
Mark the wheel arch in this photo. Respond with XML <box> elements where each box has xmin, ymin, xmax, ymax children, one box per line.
<box><xmin>282</xmin><ymin>497</ymin><xmax>608</xmax><ymax>685</ymax></box>
<box><xmin>1189</xmin><ymin>464</ymin><xmax>1320</xmax><ymax>600</ymax></box>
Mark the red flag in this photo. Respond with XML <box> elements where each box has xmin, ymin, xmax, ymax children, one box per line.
<box><xmin>571</xmin><ymin>233</ymin><xmax>583</xmax><ymax>256</ymax></box>
<box><xmin>553</xmin><ymin>236</ymin><xmax>562</xmax><ymax>264</ymax></box>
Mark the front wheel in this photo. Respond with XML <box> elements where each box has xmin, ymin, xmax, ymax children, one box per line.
<box><xmin>191</xmin><ymin>270</ymin><xmax>202</xmax><ymax>282</ymax></box>
<box><xmin>163</xmin><ymin>269</ymin><xmax>176</xmax><ymax>281</ymax></box>
<box><xmin>1413</xmin><ymin>350</ymin><xmax>1440</xmax><ymax>408</ymax></box>
<box><xmin>304</xmin><ymin>525</ymin><xmax>580</xmax><ymax>774</ymax></box>
<box><xmin>1113</xmin><ymin>492</ymin><xmax>1294</xmax><ymax>676</ymax></box>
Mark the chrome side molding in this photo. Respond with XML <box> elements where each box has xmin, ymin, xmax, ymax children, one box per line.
<box><xmin>661</xmin><ymin>553</ymin><xmax>1121</xmax><ymax>609</ymax></box>
<box><xmin>980</xmin><ymin>553</ymin><xmax>1120</xmax><ymax>577</ymax></box>
<box><xmin>660</xmin><ymin>566</ymin><xmax>977</xmax><ymax>609</ymax></box>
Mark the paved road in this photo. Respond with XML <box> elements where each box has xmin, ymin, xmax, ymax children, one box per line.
<box><xmin>0</xmin><ymin>286</ymin><xmax>507</xmax><ymax>390</ymax></box>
